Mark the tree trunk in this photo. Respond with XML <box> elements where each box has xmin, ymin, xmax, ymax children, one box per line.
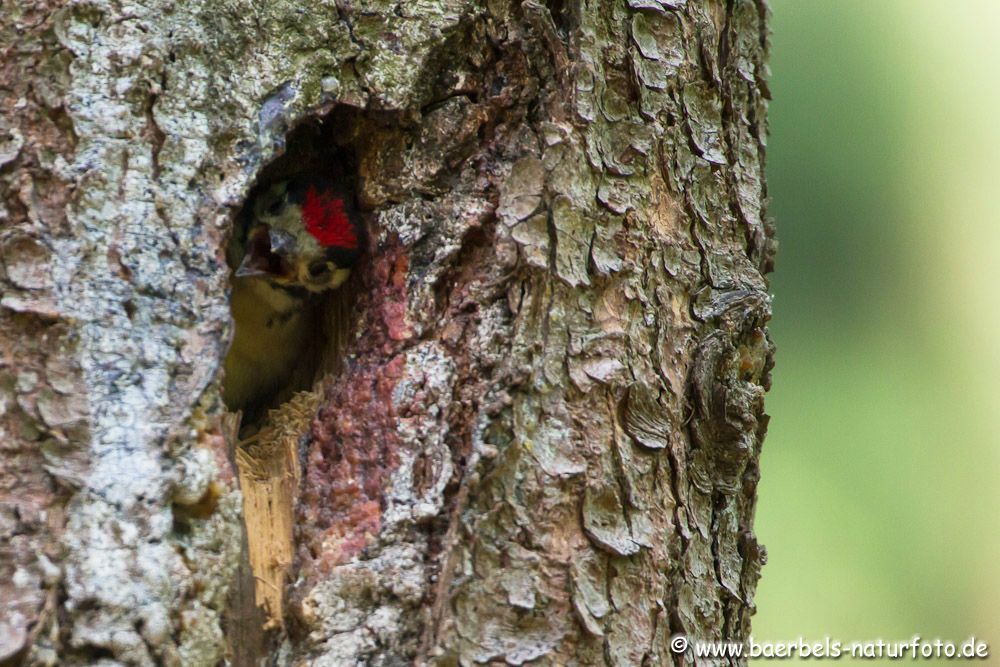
<box><xmin>0</xmin><ymin>0</ymin><xmax>773</xmax><ymax>665</ymax></box>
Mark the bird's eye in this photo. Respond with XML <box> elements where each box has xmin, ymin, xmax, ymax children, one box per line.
<box><xmin>308</xmin><ymin>261</ymin><xmax>331</xmax><ymax>279</ymax></box>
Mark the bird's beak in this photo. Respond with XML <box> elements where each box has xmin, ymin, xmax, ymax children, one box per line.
<box><xmin>267</xmin><ymin>228</ymin><xmax>297</xmax><ymax>257</ymax></box>
<box><xmin>235</xmin><ymin>254</ymin><xmax>268</xmax><ymax>278</ymax></box>
<box><xmin>234</xmin><ymin>226</ymin><xmax>298</xmax><ymax>278</ymax></box>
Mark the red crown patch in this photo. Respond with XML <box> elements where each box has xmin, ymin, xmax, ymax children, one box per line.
<box><xmin>302</xmin><ymin>185</ymin><xmax>359</xmax><ymax>249</ymax></box>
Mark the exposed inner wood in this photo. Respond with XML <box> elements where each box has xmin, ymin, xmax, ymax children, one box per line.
<box><xmin>234</xmin><ymin>390</ymin><xmax>320</xmax><ymax>628</ymax></box>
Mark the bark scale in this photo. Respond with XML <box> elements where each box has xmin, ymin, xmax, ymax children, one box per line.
<box><xmin>0</xmin><ymin>0</ymin><xmax>773</xmax><ymax>665</ymax></box>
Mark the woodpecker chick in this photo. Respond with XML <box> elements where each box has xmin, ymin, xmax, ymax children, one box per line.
<box><xmin>223</xmin><ymin>176</ymin><xmax>362</xmax><ymax>419</ymax></box>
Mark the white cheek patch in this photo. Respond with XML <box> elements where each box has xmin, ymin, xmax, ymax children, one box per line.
<box><xmin>328</xmin><ymin>268</ymin><xmax>351</xmax><ymax>289</ymax></box>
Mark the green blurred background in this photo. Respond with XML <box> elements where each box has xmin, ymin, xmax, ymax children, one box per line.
<box><xmin>754</xmin><ymin>0</ymin><xmax>1000</xmax><ymax>661</ymax></box>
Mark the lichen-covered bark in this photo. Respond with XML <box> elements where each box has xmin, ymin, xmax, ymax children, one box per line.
<box><xmin>1</xmin><ymin>0</ymin><xmax>772</xmax><ymax>665</ymax></box>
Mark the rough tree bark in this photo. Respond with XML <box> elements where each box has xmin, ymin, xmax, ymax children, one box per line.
<box><xmin>0</xmin><ymin>0</ymin><xmax>774</xmax><ymax>665</ymax></box>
